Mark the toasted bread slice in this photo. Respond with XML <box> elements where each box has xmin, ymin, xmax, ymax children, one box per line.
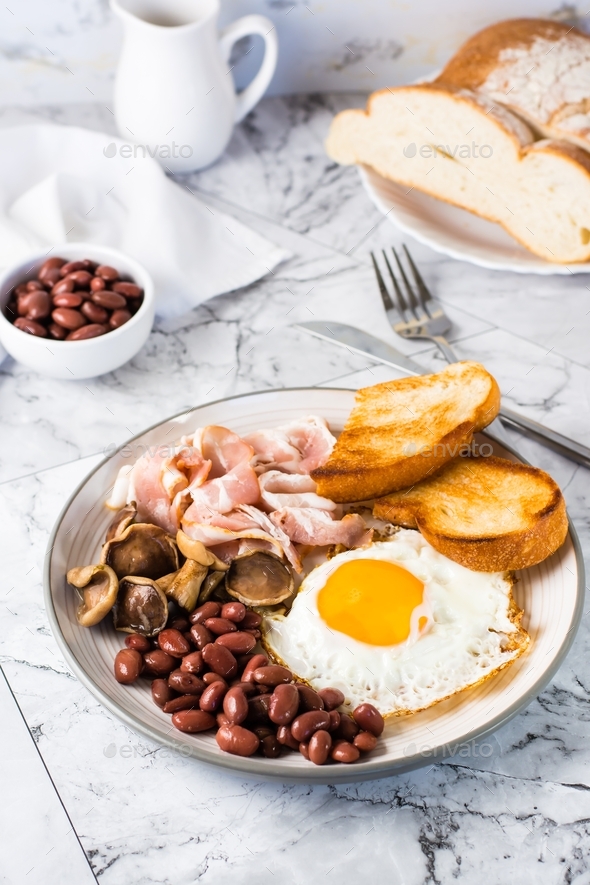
<box><xmin>373</xmin><ymin>455</ymin><xmax>568</xmax><ymax>571</ymax></box>
<box><xmin>311</xmin><ymin>362</ymin><xmax>500</xmax><ymax>503</ymax></box>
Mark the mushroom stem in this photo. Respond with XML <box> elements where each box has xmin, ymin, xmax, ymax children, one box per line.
<box><xmin>176</xmin><ymin>531</ymin><xmax>229</xmax><ymax>571</ymax></box>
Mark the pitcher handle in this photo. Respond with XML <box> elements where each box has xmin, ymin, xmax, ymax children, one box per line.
<box><xmin>219</xmin><ymin>15</ymin><xmax>278</xmax><ymax>123</ymax></box>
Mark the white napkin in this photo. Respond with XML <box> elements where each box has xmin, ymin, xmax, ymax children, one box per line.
<box><xmin>0</xmin><ymin>125</ymin><xmax>290</xmax><ymax>318</ymax></box>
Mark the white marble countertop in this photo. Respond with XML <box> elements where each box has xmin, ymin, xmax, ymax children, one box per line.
<box><xmin>1</xmin><ymin>95</ymin><xmax>590</xmax><ymax>884</ymax></box>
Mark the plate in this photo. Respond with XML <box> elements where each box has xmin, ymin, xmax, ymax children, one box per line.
<box><xmin>360</xmin><ymin>164</ymin><xmax>590</xmax><ymax>275</ymax></box>
<box><xmin>44</xmin><ymin>388</ymin><xmax>585</xmax><ymax>783</ymax></box>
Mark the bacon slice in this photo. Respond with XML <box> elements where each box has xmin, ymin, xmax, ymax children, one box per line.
<box><xmin>258</xmin><ymin>470</ymin><xmax>338</xmax><ymax>512</ymax></box>
<box><xmin>194</xmin><ymin>425</ymin><xmax>254</xmax><ymax>478</ymax></box>
<box><xmin>181</xmin><ymin>506</ymin><xmax>289</xmax><ymax>563</ymax></box>
<box><xmin>126</xmin><ymin>444</ymin><xmax>211</xmax><ymax>534</ymax></box>
<box><xmin>244</xmin><ymin>416</ymin><xmax>336</xmax><ymax>474</ymax></box>
<box><xmin>270</xmin><ymin>507</ymin><xmax>372</xmax><ymax>548</ymax></box>
<box><xmin>188</xmin><ymin>460</ymin><xmax>260</xmax><ymax>518</ymax></box>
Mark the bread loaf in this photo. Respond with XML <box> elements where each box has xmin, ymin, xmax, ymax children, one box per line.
<box><xmin>326</xmin><ymin>18</ymin><xmax>590</xmax><ymax>262</ymax></box>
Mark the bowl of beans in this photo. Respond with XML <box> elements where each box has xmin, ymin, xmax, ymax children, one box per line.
<box><xmin>0</xmin><ymin>243</ymin><xmax>154</xmax><ymax>379</ymax></box>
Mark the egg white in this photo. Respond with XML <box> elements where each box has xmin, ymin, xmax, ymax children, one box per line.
<box><xmin>263</xmin><ymin>529</ymin><xmax>529</xmax><ymax>716</ymax></box>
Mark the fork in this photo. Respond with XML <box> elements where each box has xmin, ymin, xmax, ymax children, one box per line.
<box><xmin>370</xmin><ymin>244</ymin><xmax>590</xmax><ymax>466</ymax></box>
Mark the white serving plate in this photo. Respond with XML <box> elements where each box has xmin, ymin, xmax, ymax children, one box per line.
<box><xmin>360</xmin><ymin>165</ymin><xmax>590</xmax><ymax>275</ymax></box>
<box><xmin>45</xmin><ymin>388</ymin><xmax>584</xmax><ymax>783</ymax></box>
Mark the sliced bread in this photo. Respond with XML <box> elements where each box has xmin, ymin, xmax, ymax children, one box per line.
<box><xmin>310</xmin><ymin>361</ymin><xmax>500</xmax><ymax>503</ymax></box>
<box><xmin>325</xmin><ymin>81</ymin><xmax>590</xmax><ymax>262</ymax></box>
<box><xmin>373</xmin><ymin>454</ymin><xmax>568</xmax><ymax>571</ymax></box>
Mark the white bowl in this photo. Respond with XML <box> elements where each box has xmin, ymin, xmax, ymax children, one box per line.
<box><xmin>0</xmin><ymin>243</ymin><xmax>155</xmax><ymax>379</ymax></box>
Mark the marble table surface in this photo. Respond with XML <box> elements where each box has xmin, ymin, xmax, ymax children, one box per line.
<box><xmin>1</xmin><ymin>94</ymin><xmax>590</xmax><ymax>885</ymax></box>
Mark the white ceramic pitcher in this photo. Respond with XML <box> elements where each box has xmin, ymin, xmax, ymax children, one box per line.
<box><xmin>111</xmin><ymin>0</ymin><xmax>278</xmax><ymax>172</ymax></box>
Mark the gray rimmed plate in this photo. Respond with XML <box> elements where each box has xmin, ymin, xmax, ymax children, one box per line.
<box><xmin>44</xmin><ymin>388</ymin><xmax>585</xmax><ymax>784</ymax></box>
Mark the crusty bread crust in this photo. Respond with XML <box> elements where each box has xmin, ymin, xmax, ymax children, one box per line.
<box><xmin>311</xmin><ymin>362</ymin><xmax>500</xmax><ymax>503</ymax></box>
<box><xmin>374</xmin><ymin>455</ymin><xmax>568</xmax><ymax>571</ymax></box>
<box><xmin>436</xmin><ymin>18</ymin><xmax>578</xmax><ymax>92</ymax></box>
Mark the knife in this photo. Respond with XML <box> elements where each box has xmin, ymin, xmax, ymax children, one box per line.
<box><xmin>295</xmin><ymin>320</ymin><xmax>590</xmax><ymax>470</ymax></box>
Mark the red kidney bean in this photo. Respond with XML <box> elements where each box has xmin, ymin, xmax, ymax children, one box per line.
<box><xmin>51</xmin><ymin>307</ymin><xmax>85</xmax><ymax>330</ymax></box>
<box><xmin>14</xmin><ymin>317</ymin><xmax>47</xmax><ymax>337</ymax></box>
<box><xmin>60</xmin><ymin>260</ymin><xmax>86</xmax><ymax>277</ymax></box>
<box><xmin>95</xmin><ymin>264</ymin><xmax>119</xmax><ymax>281</ymax></box>
<box><xmin>202</xmin><ymin>643</ymin><xmax>237</xmax><ymax>680</ymax></box>
<box><xmin>236</xmin><ymin>653</ymin><xmax>256</xmax><ymax>670</ymax></box>
<box><xmin>299</xmin><ymin>742</ymin><xmax>310</xmax><ymax>760</ymax></box>
<box><xmin>241</xmin><ymin>611</ymin><xmax>262</xmax><ymax>629</ymax></box>
<box><xmin>169</xmin><ymin>617</ymin><xmax>190</xmax><ymax>632</ymax></box>
<box><xmin>47</xmin><ymin>322</ymin><xmax>67</xmax><ymax>340</ymax></box>
<box><xmin>247</xmin><ymin>694</ymin><xmax>271</xmax><ymax>724</ymax></box>
<box><xmin>19</xmin><ymin>289</ymin><xmax>51</xmax><ymax>320</ymax></box>
<box><xmin>158</xmin><ymin>628</ymin><xmax>191</xmax><ymax>658</ymax></box>
<box><xmin>40</xmin><ymin>267</ymin><xmax>62</xmax><ymax>286</ymax></box>
<box><xmin>331</xmin><ymin>741</ymin><xmax>360</xmax><ymax>763</ymax></box>
<box><xmin>268</xmin><ymin>684</ymin><xmax>299</xmax><ymax>726</ymax></box>
<box><xmin>296</xmin><ymin>685</ymin><xmax>324</xmax><ymax>712</ymax></box>
<box><xmin>308</xmin><ymin>730</ymin><xmax>332</xmax><ymax>765</ymax></box>
<box><xmin>180</xmin><ymin>651</ymin><xmax>204</xmax><ymax>674</ymax></box>
<box><xmin>204</xmin><ymin>617</ymin><xmax>237</xmax><ymax>636</ymax></box>
<box><xmin>318</xmin><ymin>688</ymin><xmax>345</xmax><ymax>711</ymax></box>
<box><xmin>220</xmin><ymin>602</ymin><xmax>246</xmax><ymax>623</ymax></box>
<box><xmin>168</xmin><ymin>670</ymin><xmax>205</xmax><ymax>695</ymax></box>
<box><xmin>125</xmin><ymin>634</ymin><xmax>151</xmax><ymax>653</ymax></box>
<box><xmin>223</xmin><ymin>686</ymin><xmax>248</xmax><ymax>725</ymax></box>
<box><xmin>252</xmin><ymin>666</ymin><xmax>292</xmax><ymax>687</ymax></box>
<box><xmin>328</xmin><ymin>710</ymin><xmax>341</xmax><ymax>733</ymax></box>
<box><xmin>216</xmin><ymin>724</ymin><xmax>259</xmax><ymax>757</ymax></box>
<box><xmin>81</xmin><ymin>300</ymin><xmax>108</xmax><ymax>323</ymax></box>
<box><xmin>66</xmin><ymin>270</ymin><xmax>93</xmax><ymax>288</ymax></box>
<box><xmin>255</xmin><ymin>684</ymin><xmax>271</xmax><ymax>695</ymax></box>
<box><xmin>216</xmin><ymin>712</ymin><xmax>230</xmax><ymax>728</ymax></box>
<box><xmin>151</xmin><ymin>678</ymin><xmax>174</xmax><ymax>708</ymax></box>
<box><xmin>241</xmin><ymin>654</ymin><xmax>269</xmax><ymax>682</ymax></box>
<box><xmin>53</xmin><ymin>292</ymin><xmax>83</xmax><ymax>309</ymax></box>
<box><xmin>352</xmin><ymin>703</ymin><xmax>384</xmax><ymax>737</ymax></box>
<box><xmin>51</xmin><ymin>278</ymin><xmax>75</xmax><ymax>296</ymax></box>
<box><xmin>91</xmin><ymin>290</ymin><xmax>127</xmax><ymax>310</ymax></box>
<box><xmin>114</xmin><ymin>648</ymin><xmax>143</xmax><ymax>684</ymax></box>
<box><xmin>109</xmin><ymin>308</ymin><xmax>131</xmax><ymax>329</ymax></box>
<box><xmin>199</xmin><ymin>680</ymin><xmax>228</xmax><ymax>712</ymax></box>
<box><xmin>81</xmin><ymin>258</ymin><xmax>97</xmax><ymax>270</ymax></box>
<box><xmin>242</xmin><ymin>628</ymin><xmax>262</xmax><ymax>641</ymax></box>
<box><xmin>112</xmin><ymin>280</ymin><xmax>142</xmax><ymax>297</ymax></box>
<box><xmin>291</xmin><ymin>710</ymin><xmax>331</xmax><ymax>743</ymax></box>
<box><xmin>39</xmin><ymin>256</ymin><xmax>65</xmax><ymax>278</ymax></box>
<box><xmin>203</xmin><ymin>672</ymin><xmax>226</xmax><ymax>686</ymax></box>
<box><xmin>163</xmin><ymin>695</ymin><xmax>200</xmax><ymax>714</ymax></box>
<box><xmin>230</xmin><ymin>681</ymin><xmax>256</xmax><ymax>696</ymax></box>
<box><xmin>172</xmin><ymin>709</ymin><xmax>216</xmax><ymax>734</ymax></box>
<box><xmin>276</xmin><ymin>725</ymin><xmax>300</xmax><ymax>751</ymax></box>
<box><xmin>190</xmin><ymin>623</ymin><xmax>213</xmax><ymax>650</ymax></box>
<box><xmin>26</xmin><ymin>279</ymin><xmax>44</xmax><ymax>291</ymax></box>
<box><xmin>90</xmin><ymin>276</ymin><xmax>106</xmax><ymax>292</ymax></box>
<box><xmin>334</xmin><ymin>715</ymin><xmax>359</xmax><ymax>743</ymax></box>
<box><xmin>189</xmin><ymin>601</ymin><xmax>221</xmax><ymax>625</ymax></box>
<box><xmin>259</xmin><ymin>733</ymin><xmax>281</xmax><ymax>758</ymax></box>
<box><xmin>142</xmin><ymin>649</ymin><xmax>176</xmax><ymax>677</ymax></box>
<box><xmin>66</xmin><ymin>323</ymin><xmax>107</xmax><ymax>340</ymax></box>
<box><xmin>14</xmin><ymin>283</ymin><xmax>28</xmax><ymax>296</ymax></box>
<box><xmin>215</xmin><ymin>632</ymin><xmax>256</xmax><ymax>655</ymax></box>
<box><xmin>354</xmin><ymin>731</ymin><xmax>378</xmax><ymax>752</ymax></box>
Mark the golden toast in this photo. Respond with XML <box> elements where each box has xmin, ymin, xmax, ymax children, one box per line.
<box><xmin>311</xmin><ymin>362</ymin><xmax>500</xmax><ymax>502</ymax></box>
<box><xmin>373</xmin><ymin>455</ymin><xmax>568</xmax><ymax>571</ymax></box>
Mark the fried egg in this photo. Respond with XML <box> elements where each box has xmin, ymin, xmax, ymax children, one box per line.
<box><xmin>263</xmin><ymin>529</ymin><xmax>529</xmax><ymax>716</ymax></box>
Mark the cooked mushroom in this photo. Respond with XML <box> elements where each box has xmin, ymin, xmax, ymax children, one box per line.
<box><xmin>67</xmin><ymin>564</ymin><xmax>119</xmax><ymax>627</ymax></box>
<box><xmin>101</xmin><ymin>523</ymin><xmax>179</xmax><ymax>581</ymax></box>
<box><xmin>225</xmin><ymin>551</ymin><xmax>294</xmax><ymax>606</ymax></box>
<box><xmin>176</xmin><ymin>531</ymin><xmax>229</xmax><ymax>571</ymax></box>
<box><xmin>105</xmin><ymin>501</ymin><xmax>137</xmax><ymax>543</ymax></box>
<box><xmin>199</xmin><ymin>570</ymin><xmax>226</xmax><ymax>602</ymax></box>
<box><xmin>112</xmin><ymin>576</ymin><xmax>169</xmax><ymax>636</ymax></box>
<box><xmin>157</xmin><ymin>559</ymin><xmax>208</xmax><ymax>611</ymax></box>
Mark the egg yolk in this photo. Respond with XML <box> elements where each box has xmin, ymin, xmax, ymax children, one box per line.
<box><xmin>317</xmin><ymin>559</ymin><xmax>425</xmax><ymax>646</ymax></box>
